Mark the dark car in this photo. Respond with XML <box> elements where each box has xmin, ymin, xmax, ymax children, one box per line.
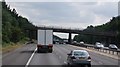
<box><xmin>72</xmin><ymin>41</ymin><xmax>77</xmax><ymax>45</ymax></box>
<box><xmin>67</xmin><ymin>50</ymin><xmax>91</xmax><ymax>67</ymax></box>
<box><xmin>109</xmin><ymin>44</ymin><xmax>118</xmax><ymax>50</ymax></box>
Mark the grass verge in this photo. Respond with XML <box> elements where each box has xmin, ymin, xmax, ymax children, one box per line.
<box><xmin>2</xmin><ymin>42</ymin><xmax>26</xmax><ymax>54</ymax></box>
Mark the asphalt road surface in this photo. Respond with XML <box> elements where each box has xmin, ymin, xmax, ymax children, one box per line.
<box><xmin>2</xmin><ymin>44</ymin><xmax>119</xmax><ymax>67</ymax></box>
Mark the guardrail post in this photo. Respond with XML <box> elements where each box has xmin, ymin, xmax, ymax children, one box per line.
<box><xmin>109</xmin><ymin>50</ymin><xmax>110</xmax><ymax>54</ymax></box>
<box><xmin>103</xmin><ymin>49</ymin><xmax>105</xmax><ymax>53</ymax></box>
<box><xmin>102</xmin><ymin>49</ymin><xmax>104</xmax><ymax>52</ymax></box>
<box><xmin>112</xmin><ymin>51</ymin><xmax>114</xmax><ymax>55</ymax></box>
<box><xmin>117</xmin><ymin>51</ymin><xmax>118</xmax><ymax>55</ymax></box>
<box><xmin>105</xmin><ymin>50</ymin><xmax>107</xmax><ymax>53</ymax></box>
<box><xmin>117</xmin><ymin>51</ymin><xmax>120</xmax><ymax>57</ymax></box>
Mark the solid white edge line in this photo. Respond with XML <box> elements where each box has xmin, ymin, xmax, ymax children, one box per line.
<box><xmin>25</xmin><ymin>47</ymin><xmax>37</xmax><ymax>67</ymax></box>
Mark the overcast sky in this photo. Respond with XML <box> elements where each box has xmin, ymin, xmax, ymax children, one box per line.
<box><xmin>6</xmin><ymin>1</ymin><xmax>118</xmax><ymax>39</ymax></box>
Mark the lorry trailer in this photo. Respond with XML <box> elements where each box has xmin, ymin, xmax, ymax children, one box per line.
<box><xmin>37</xmin><ymin>30</ymin><xmax>53</xmax><ymax>53</ymax></box>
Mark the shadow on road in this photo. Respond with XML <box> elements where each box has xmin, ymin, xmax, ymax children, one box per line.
<box><xmin>20</xmin><ymin>50</ymin><xmax>34</xmax><ymax>53</ymax></box>
<box><xmin>35</xmin><ymin>51</ymin><xmax>52</xmax><ymax>54</ymax></box>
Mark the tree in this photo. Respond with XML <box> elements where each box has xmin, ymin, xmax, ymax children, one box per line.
<box><xmin>73</xmin><ymin>16</ymin><xmax>120</xmax><ymax>47</ymax></box>
<box><xmin>2</xmin><ymin>1</ymin><xmax>36</xmax><ymax>45</ymax></box>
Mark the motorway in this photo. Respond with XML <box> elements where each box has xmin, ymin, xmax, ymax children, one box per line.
<box><xmin>2</xmin><ymin>44</ymin><xmax>119</xmax><ymax>67</ymax></box>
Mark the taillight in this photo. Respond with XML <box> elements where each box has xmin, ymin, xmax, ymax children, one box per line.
<box><xmin>48</xmin><ymin>44</ymin><xmax>53</xmax><ymax>47</ymax></box>
<box><xmin>88</xmin><ymin>56</ymin><xmax>91</xmax><ymax>59</ymax></box>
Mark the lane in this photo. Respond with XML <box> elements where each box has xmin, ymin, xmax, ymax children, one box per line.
<box><xmin>29</xmin><ymin>52</ymin><xmax>62</xmax><ymax>65</ymax></box>
<box><xmin>54</xmin><ymin>44</ymin><xmax>100</xmax><ymax>65</ymax></box>
<box><xmin>63</xmin><ymin>44</ymin><xmax>118</xmax><ymax>65</ymax></box>
<box><xmin>2</xmin><ymin>44</ymin><xmax>36</xmax><ymax>65</ymax></box>
<box><xmin>2</xmin><ymin>44</ymin><xmax>119</xmax><ymax>66</ymax></box>
<box><xmin>29</xmin><ymin>44</ymin><xmax>118</xmax><ymax>66</ymax></box>
<box><xmin>29</xmin><ymin>44</ymin><xmax>65</xmax><ymax>65</ymax></box>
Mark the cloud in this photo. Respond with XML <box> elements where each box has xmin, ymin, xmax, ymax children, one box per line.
<box><xmin>5</xmin><ymin>0</ymin><xmax>119</xmax><ymax>2</ymax></box>
<box><xmin>7</xmin><ymin>2</ymin><xmax>118</xmax><ymax>29</ymax></box>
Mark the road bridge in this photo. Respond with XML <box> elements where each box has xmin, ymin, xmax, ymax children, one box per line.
<box><xmin>26</xmin><ymin>26</ymin><xmax>117</xmax><ymax>44</ymax></box>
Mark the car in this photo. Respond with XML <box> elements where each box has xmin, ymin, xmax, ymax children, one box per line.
<box><xmin>95</xmin><ymin>42</ymin><xmax>101</xmax><ymax>45</ymax></box>
<box><xmin>94</xmin><ymin>42</ymin><xmax>104</xmax><ymax>49</ymax></box>
<box><xmin>109</xmin><ymin>44</ymin><xmax>118</xmax><ymax>50</ymax></box>
<box><xmin>80</xmin><ymin>41</ymin><xmax>84</xmax><ymax>45</ymax></box>
<box><xmin>67</xmin><ymin>50</ymin><xmax>91</xmax><ymax>67</ymax></box>
<box><xmin>79</xmin><ymin>41</ymin><xmax>87</xmax><ymax>47</ymax></box>
<box><xmin>72</xmin><ymin>41</ymin><xmax>77</xmax><ymax>45</ymax></box>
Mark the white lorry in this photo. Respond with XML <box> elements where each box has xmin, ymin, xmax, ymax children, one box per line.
<box><xmin>37</xmin><ymin>30</ymin><xmax>53</xmax><ymax>53</ymax></box>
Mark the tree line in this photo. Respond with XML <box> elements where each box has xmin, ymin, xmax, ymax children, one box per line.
<box><xmin>2</xmin><ymin>1</ymin><xmax>120</xmax><ymax>48</ymax></box>
<box><xmin>2</xmin><ymin>1</ymin><xmax>36</xmax><ymax>45</ymax></box>
<box><xmin>73</xmin><ymin>16</ymin><xmax>120</xmax><ymax>48</ymax></box>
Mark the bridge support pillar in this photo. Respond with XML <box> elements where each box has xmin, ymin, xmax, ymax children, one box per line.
<box><xmin>68</xmin><ymin>33</ymin><xmax>72</xmax><ymax>44</ymax></box>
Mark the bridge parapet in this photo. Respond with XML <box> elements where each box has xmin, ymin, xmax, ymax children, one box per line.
<box><xmin>36</xmin><ymin>26</ymin><xmax>117</xmax><ymax>37</ymax></box>
<box><xmin>37</xmin><ymin>25</ymin><xmax>83</xmax><ymax>31</ymax></box>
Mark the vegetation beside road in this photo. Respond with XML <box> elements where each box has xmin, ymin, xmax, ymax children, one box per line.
<box><xmin>2</xmin><ymin>1</ymin><xmax>36</xmax><ymax>48</ymax></box>
<box><xmin>2</xmin><ymin>42</ymin><xmax>23</xmax><ymax>54</ymax></box>
<box><xmin>2</xmin><ymin>38</ymin><xmax>28</xmax><ymax>54</ymax></box>
<box><xmin>73</xmin><ymin>16</ymin><xmax>120</xmax><ymax>48</ymax></box>
<box><xmin>2</xmin><ymin>1</ymin><xmax>120</xmax><ymax>50</ymax></box>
